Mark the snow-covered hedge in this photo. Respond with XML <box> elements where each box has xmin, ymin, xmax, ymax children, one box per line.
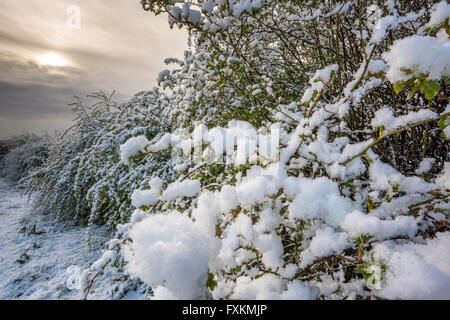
<box><xmin>0</xmin><ymin>134</ymin><xmax>52</xmax><ymax>182</ymax></box>
<box><xmin>21</xmin><ymin>91</ymin><xmax>176</xmax><ymax>228</ymax></box>
<box><xmin>77</xmin><ymin>0</ymin><xmax>450</xmax><ymax>300</ymax></box>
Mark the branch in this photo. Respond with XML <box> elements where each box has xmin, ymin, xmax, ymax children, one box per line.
<box><xmin>341</xmin><ymin>112</ymin><xmax>450</xmax><ymax>165</ymax></box>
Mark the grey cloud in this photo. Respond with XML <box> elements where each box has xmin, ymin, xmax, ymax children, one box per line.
<box><xmin>0</xmin><ymin>80</ymin><xmax>130</xmax><ymax>119</ymax></box>
<box><xmin>0</xmin><ymin>80</ymin><xmax>80</xmax><ymax>119</ymax></box>
<box><xmin>0</xmin><ymin>0</ymin><xmax>187</xmax><ymax>138</ymax></box>
<box><xmin>0</xmin><ymin>51</ymin><xmax>131</xmax><ymax>121</ymax></box>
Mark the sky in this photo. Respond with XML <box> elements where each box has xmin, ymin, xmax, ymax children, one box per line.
<box><xmin>0</xmin><ymin>0</ymin><xmax>187</xmax><ymax>139</ymax></box>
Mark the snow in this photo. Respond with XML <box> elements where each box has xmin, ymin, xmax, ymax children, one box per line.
<box><xmin>235</xmin><ymin>176</ymin><xmax>273</xmax><ymax>206</ymax></box>
<box><xmin>415</xmin><ymin>158</ymin><xmax>436</xmax><ymax>175</ymax></box>
<box><xmin>425</xmin><ymin>1</ymin><xmax>450</xmax><ymax>30</ymax></box>
<box><xmin>148</xmin><ymin>133</ymin><xmax>173</xmax><ymax>152</ymax></box>
<box><xmin>383</xmin><ymin>35</ymin><xmax>450</xmax><ymax>82</ymax></box>
<box><xmin>212</xmin><ymin>214</ymin><xmax>256</xmax><ymax>272</ymax></box>
<box><xmin>230</xmin><ymin>274</ymin><xmax>317</xmax><ymax>300</ymax></box>
<box><xmin>373</xmin><ymin>233</ymin><xmax>450</xmax><ymax>299</ymax></box>
<box><xmin>167</xmin><ymin>7</ymin><xmax>181</xmax><ymax>24</ymax></box>
<box><xmin>299</xmin><ymin>227</ymin><xmax>349</xmax><ymax>267</ymax></box>
<box><xmin>187</xmin><ymin>9</ymin><xmax>202</xmax><ymax>24</ymax></box>
<box><xmin>368</xmin><ymin>59</ymin><xmax>388</xmax><ymax>74</ymax></box>
<box><xmin>371</xmin><ymin>107</ymin><xmax>438</xmax><ymax>132</ymax></box>
<box><xmin>301</xmin><ymin>64</ymin><xmax>338</xmax><ymax>103</ymax></box>
<box><xmin>0</xmin><ymin>178</ymin><xmax>110</xmax><ymax>299</ymax></box>
<box><xmin>156</xmin><ymin>69</ymin><xmax>172</xmax><ymax>83</ymax></box>
<box><xmin>280</xmin><ymin>280</ymin><xmax>318</xmax><ymax>300</ymax></box>
<box><xmin>255</xmin><ymin>231</ymin><xmax>284</xmax><ymax>269</ymax></box>
<box><xmin>288</xmin><ymin>177</ymin><xmax>354</xmax><ymax>227</ymax></box>
<box><xmin>179</xmin><ymin>3</ymin><xmax>202</xmax><ymax>24</ymax></box>
<box><xmin>369</xmin><ymin>160</ymin><xmax>433</xmax><ymax>194</ymax></box>
<box><xmin>91</xmin><ymin>250</ymin><xmax>116</xmax><ymax>272</ymax></box>
<box><xmin>341</xmin><ymin>210</ymin><xmax>417</xmax><ymax>239</ymax></box>
<box><xmin>370</xmin><ymin>9</ymin><xmax>425</xmax><ymax>44</ymax></box>
<box><xmin>131</xmin><ymin>178</ymin><xmax>162</xmax><ymax>208</ymax></box>
<box><xmin>131</xmin><ymin>188</ymin><xmax>159</xmax><ymax>208</ymax></box>
<box><xmin>152</xmin><ymin>286</ymin><xmax>177</xmax><ymax>300</ymax></box>
<box><xmin>231</xmin><ymin>274</ymin><xmax>284</xmax><ymax>300</ymax></box>
<box><xmin>160</xmin><ymin>179</ymin><xmax>201</xmax><ymax>201</ymax></box>
<box><xmin>308</xmin><ymin>227</ymin><xmax>348</xmax><ymax>258</ymax></box>
<box><xmin>254</xmin><ymin>207</ymin><xmax>281</xmax><ymax>234</ymax></box>
<box><xmin>119</xmin><ymin>136</ymin><xmax>149</xmax><ymax>165</ymax></box>
<box><xmin>123</xmin><ymin>211</ymin><xmax>218</xmax><ymax>299</ymax></box>
<box><xmin>370</xmin><ymin>15</ymin><xmax>398</xmax><ymax>44</ymax></box>
<box><xmin>201</xmin><ymin>1</ymin><xmax>213</xmax><ymax>14</ymax></box>
<box><xmin>366</xmin><ymin>4</ymin><xmax>381</xmax><ymax>30</ymax></box>
<box><xmin>148</xmin><ymin>176</ymin><xmax>163</xmax><ymax>191</ymax></box>
<box><xmin>436</xmin><ymin>28</ymin><xmax>449</xmax><ymax>44</ymax></box>
<box><xmin>191</xmin><ymin>191</ymin><xmax>221</xmax><ymax>236</ymax></box>
<box><xmin>216</xmin><ymin>185</ymin><xmax>240</xmax><ymax>214</ymax></box>
<box><xmin>436</xmin><ymin>162</ymin><xmax>450</xmax><ymax>190</ymax></box>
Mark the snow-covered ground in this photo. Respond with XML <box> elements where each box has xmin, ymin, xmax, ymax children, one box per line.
<box><xmin>0</xmin><ymin>178</ymin><xmax>111</xmax><ymax>299</ymax></box>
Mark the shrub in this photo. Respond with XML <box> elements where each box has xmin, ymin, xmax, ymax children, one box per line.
<box><xmin>0</xmin><ymin>133</ymin><xmax>52</xmax><ymax>182</ymax></box>
<box><xmin>80</xmin><ymin>0</ymin><xmax>450</xmax><ymax>300</ymax></box>
<box><xmin>21</xmin><ymin>91</ymin><xmax>176</xmax><ymax>228</ymax></box>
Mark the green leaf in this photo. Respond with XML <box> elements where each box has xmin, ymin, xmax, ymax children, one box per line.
<box><xmin>438</xmin><ymin>117</ymin><xmax>449</xmax><ymax>130</ymax></box>
<box><xmin>21</xmin><ymin>252</ymin><xmax>30</xmax><ymax>260</ymax></box>
<box><xmin>368</xmin><ymin>195</ymin><xmax>374</xmax><ymax>212</ymax></box>
<box><xmin>393</xmin><ymin>82</ymin><xmax>405</xmax><ymax>94</ymax></box>
<box><xmin>392</xmin><ymin>183</ymin><xmax>399</xmax><ymax>193</ymax></box>
<box><xmin>419</xmin><ymin>80</ymin><xmax>441</xmax><ymax>100</ymax></box>
<box><xmin>405</xmin><ymin>77</ymin><xmax>416</xmax><ymax>87</ymax></box>
<box><xmin>206</xmin><ymin>273</ymin><xmax>217</xmax><ymax>291</ymax></box>
<box><xmin>438</xmin><ymin>116</ymin><xmax>449</xmax><ymax>140</ymax></box>
<box><xmin>407</xmin><ymin>87</ymin><xmax>417</xmax><ymax>99</ymax></box>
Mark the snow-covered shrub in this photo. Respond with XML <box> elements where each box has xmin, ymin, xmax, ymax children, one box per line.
<box><xmin>80</xmin><ymin>0</ymin><xmax>450</xmax><ymax>300</ymax></box>
<box><xmin>22</xmin><ymin>91</ymin><xmax>176</xmax><ymax>228</ymax></box>
<box><xmin>0</xmin><ymin>134</ymin><xmax>52</xmax><ymax>182</ymax></box>
<box><xmin>74</xmin><ymin>91</ymin><xmax>177</xmax><ymax>229</ymax></box>
<box><xmin>86</xmin><ymin>0</ymin><xmax>450</xmax><ymax>300</ymax></box>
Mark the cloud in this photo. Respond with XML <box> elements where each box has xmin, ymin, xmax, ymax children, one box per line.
<box><xmin>0</xmin><ymin>0</ymin><xmax>187</xmax><ymax>138</ymax></box>
<box><xmin>0</xmin><ymin>81</ymin><xmax>78</xmax><ymax>119</ymax></box>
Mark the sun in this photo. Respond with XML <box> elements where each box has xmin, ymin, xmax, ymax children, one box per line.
<box><xmin>38</xmin><ymin>53</ymin><xmax>67</xmax><ymax>67</ymax></box>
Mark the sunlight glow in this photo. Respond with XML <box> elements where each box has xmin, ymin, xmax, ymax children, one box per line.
<box><xmin>38</xmin><ymin>53</ymin><xmax>67</xmax><ymax>67</ymax></box>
